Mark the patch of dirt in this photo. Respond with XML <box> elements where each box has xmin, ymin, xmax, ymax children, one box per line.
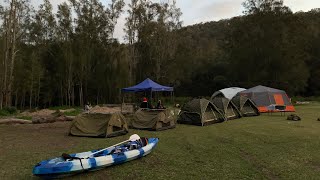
<box><xmin>20</xmin><ymin>109</ymin><xmax>56</xmax><ymax>117</ymax></box>
<box><xmin>239</xmin><ymin>148</ymin><xmax>280</xmax><ymax>180</ymax></box>
<box><xmin>0</xmin><ymin>122</ymin><xmax>79</xmax><ymax>155</ymax></box>
<box><xmin>307</xmin><ymin>160</ymin><xmax>320</xmax><ymax>172</ymax></box>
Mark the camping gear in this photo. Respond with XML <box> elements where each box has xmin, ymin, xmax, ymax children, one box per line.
<box><xmin>211</xmin><ymin>97</ymin><xmax>242</xmax><ymax>120</ymax></box>
<box><xmin>69</xmin><ymin>113</ymin><xmax>128</xmax><ymax>138</ymax></box>
<box><xmin>287</xmin><ymin>114</ymin><xmax>301</xmax><ymax>121</ymax></box>
<box><xmin>178</xmin><ymin>98</ymin><xmax>225</xmax><ymax>126</ymax></box>
<box><xmin>88</xmin><ymin>134</ymin><xmax>141</xmax><ymax>158</ymax></box>
<box><xmin>232</xmin><ymin>96</ymin><xmax>260</xmax><ymax>117</ymax></box>
<box><xmin>32</xmin><ymin>136</ymin><xmax>159</xmax><ymax>178</ymax></box>
<box><xmin>211</xmin><ymin>87</ymin><xmax>246</xmax><ymax>100</ymax></box>
<box><xmin>121</xmin><ymin>78</ymin><xmax>174</xmax><ymax>110</ymax></box>
<box><xmin>238</xmin><ymin>85</ymin><xmax>295</xmax><ymax>113</ymax></box>
<box><xmin>129</xmin><ymin>108</ymin><xmax>176</xmax><ymax>131</ymax></box>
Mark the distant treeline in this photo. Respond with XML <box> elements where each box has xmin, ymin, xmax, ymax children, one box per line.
<box><xmin>0</xmin><ymin>0</ymin><xmax>319</xmax><ymax>109</ymax></box>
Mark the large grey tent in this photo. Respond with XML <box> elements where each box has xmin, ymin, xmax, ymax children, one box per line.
<box><xmin>238</xmin><ymin>85</ymin><xmax>295</xmax><ymax>113</ymax></box>
<box><xmin>211</xmin><ymin>87</ymin><xmax>246</xmax><ymax>100</ymax></box>
<box><xmin>69</xmin><ymin>113</ymin><xmax>128</xmax><ymax>138</ymax></box>
<box><xmin>129</xmin><ymin>109</ymin><xmax>175</xmax><ymax>131</ymax></box>
<box><xmin>211</xmin><ymin>97</ymin><xmax>242</xmax><ymax>120</ymax></box>
<box><xmin>232</xmin><ymin>96</ymin><xmax>260</xmax><ymax>117</ymax></box>
<box><xmin>178</xmin><ymin>98</ymin><xmax>225</xmax><ymax>126</ymax></box>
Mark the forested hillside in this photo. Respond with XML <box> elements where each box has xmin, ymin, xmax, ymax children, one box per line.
<box><xmin>0</xmin><ymin>0</ymin><xmax>319</xmax><ymax>109</ymax></box>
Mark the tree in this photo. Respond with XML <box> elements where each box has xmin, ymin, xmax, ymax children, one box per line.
<box><xmin>227</xmin><ymin>0</ymin><xmax>309</xmax><ymax>94</ymax></box>
<box><xmin>0</xmin><ymin>0</ymin><xmax>32</xmax><ymax>108</ymax></box>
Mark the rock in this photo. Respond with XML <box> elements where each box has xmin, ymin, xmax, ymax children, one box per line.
<box><xmin>287</xmin><ymin>114</ymin><xmax>301</xmax><ymax>121</ymax></box>
<box><xmin>32</xmin><ymin>116</ymin><xmax>56</xmax><ymax>124</ymax></box>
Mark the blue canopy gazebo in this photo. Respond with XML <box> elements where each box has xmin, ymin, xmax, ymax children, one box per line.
<box><xmin>122</xmin><ymin>78</ymin><xmax>173</xmax><ymax>92</ymax></box>
<box><xmin>121</xmin><ymin>78</ymin><xmax>174</xmax><ymax>104</ymax></box>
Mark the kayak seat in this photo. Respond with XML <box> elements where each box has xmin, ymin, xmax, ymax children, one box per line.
<box><xmin>139</xmin><ymin>137</ymin><xmax>149</xmax><ymax>147</ymax></box>
<box><xmin>61</xmin><ymin>153</ymin><xmax>85</xmax><ymax>169</ymax></box>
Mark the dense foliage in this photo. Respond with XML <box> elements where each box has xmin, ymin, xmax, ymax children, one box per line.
<box><xmin>0</xmin><ymin>0</ymin><xmax>319</xmax><ymax>109</ymax></box>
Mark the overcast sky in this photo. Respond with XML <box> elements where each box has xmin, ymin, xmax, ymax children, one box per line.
<box><xmin>13</xmin><ymin>0</ymin><xmax>320</xmax><ymax>41</ymax></box>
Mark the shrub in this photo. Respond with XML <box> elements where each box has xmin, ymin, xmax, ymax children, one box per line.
<box><xmin>3</xmin><ymin>106</ymin><xmax>17</xmax><ymax>114</ymax></box>
<box><xmin>0</xmin><ymin>110</ymin><xmax>10</xmax><ymax>116</ymax></box>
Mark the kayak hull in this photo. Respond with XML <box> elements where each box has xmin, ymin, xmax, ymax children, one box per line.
<box><xmin>33</xmin><ymin>138</ymin><xmax>159</xmax><ymax>177</ymax></box>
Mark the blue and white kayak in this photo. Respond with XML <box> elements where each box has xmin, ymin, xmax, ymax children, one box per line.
<box><xmin>33</xmin><ymin>138</ymin><xmax>159</xmax><ymax>177</ymax></box>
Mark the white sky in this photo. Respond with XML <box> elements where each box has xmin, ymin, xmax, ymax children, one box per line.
<box><xmin>2</xmin><ymin>0</ymin><xmax>320</xmax><ymax>41</ymax></box>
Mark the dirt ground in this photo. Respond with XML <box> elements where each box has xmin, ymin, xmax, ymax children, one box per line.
<box><xmin>0</xmin><ymin>122</ymin><xmax>81</xmax><ymax>178</ymax></box>
<box><xmin>20</xmin><ymin>109</ymin><xmax>76</xmax><ymax>117</ymax></box>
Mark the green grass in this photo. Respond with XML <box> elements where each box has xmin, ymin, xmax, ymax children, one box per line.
<box><xmin>1</xmin><ymin>104</ymin><xmax>320</xmax><ymax>179</ymax></box>
<box><xmin>62</xmin><ymin>108</ymin><xmax>82</xmax><ymax>116</ymax></box>
<box><xmin>16</xmin><ymin>116</ymin><xmax>32</xmax><ymax>120</ymax></box>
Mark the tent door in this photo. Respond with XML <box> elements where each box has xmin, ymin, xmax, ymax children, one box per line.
<box><xmin>274</xmin><ymin>94</ymin><xmax>284</xmax><ymax>105</ymax></box>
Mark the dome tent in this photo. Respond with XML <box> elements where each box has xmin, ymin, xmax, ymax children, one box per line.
<box><xmin>211</xmin><ymin>97</ymin><xmax>242</xmax><ymax>120</ymax></box>
<box><xmin>232</xmin><ymin>96</ymin><xmax>260</xmax><ymax>117</ymax></box>
<box><xmin>237</xmin><ymin>85</ymin><xmax>295</xmax><ymax>113</ymax></box>
<box><xmin>178</xmin><ymin>98</ymin><xmax>225</xmax><ymax>126</ymax></box>
<box><xmin>69</xmin><ymin>113</ymin><xmax>128</xmax><ymax>138</ymax></box>
<box><xmin>129</xmin><ymin>109</ymin><xmax>176</xmax><ymax>131</ymax></box>
<box><xmin>211</xmin><ymin>87</ymin><xmax>246</xmax><ymax>100</ymax></box>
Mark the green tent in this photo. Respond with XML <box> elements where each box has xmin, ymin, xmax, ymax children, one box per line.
<box><xmin>211</xmin><ymin>97</ymin><xmax>242</xmax><ymax>120</ymax></box>
<box><xmin>177</xmin><ymin>98</ymin><xmax>225</xmax><ymax>126</ymax></box>
<box><xmin>69</xmin><ymin>113</ymin><xmax>128</xmax><ymax>138</ymax></box>
<box><xmin>232</xmin><ymin>96</ymin><xmax>260</xmax><ymax>117</ymax></box>
<box><xmin>129</xmin><ymin>109</ymin><xmax>176</xmax><ymax>131</ymax></box>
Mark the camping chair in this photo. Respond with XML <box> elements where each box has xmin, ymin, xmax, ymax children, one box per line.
<box><xmin>267</xmin><ymin>104</ymin><xmax>286</xmax><ymax>116</ymax></box>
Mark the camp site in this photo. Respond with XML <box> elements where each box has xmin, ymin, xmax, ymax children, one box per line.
<box><xmin>1</xmin><ymin>0</ymin><xmax>320</xmax><ymax>179</ymax></box>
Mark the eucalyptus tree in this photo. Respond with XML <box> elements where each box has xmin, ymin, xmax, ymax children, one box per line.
<box><xmin>125</xmin><ymin>0</ymin><xmax>182</xmax><ymax>84</ymax></box>
<box><xmin>0</xmin><ymin>0</ymin><xmax>32</xmax><ymax>108</ymax></box>
<box><xmin>56</xmin><ymin>2</ymin><xmax>74</xmax><ymax>106</ymax></box>
<box><xmin>69</xmin><ymin>0</ymin><xmax>125</xmax><ymax>105</ymax></box>
<box><xmin>26</xmin><ymin>0</ymin><xmax>56</xmax><ymax>108</ymax></box>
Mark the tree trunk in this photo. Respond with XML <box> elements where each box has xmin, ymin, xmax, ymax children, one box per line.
<box><xmin>6</xmin><ymin>0</ymin><xmax>18</xmax><ymax>107</ymax></box>
<box><xmin>37</xmin><ymin>75</ymin><xmax>41</xmax><ymax>107</ymax></box>
<box><xmin>14</xmin><ymin>91</ymin><xmax>18</xmax><ymax>108</ymax></box>
<box><xmin>79</xmin><ymin>82</ymin><xmax>83</xmax><ymax>107</ymax></box>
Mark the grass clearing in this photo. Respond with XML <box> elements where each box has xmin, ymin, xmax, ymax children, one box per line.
<box><xmin>16</xmin><ymin>116</ymin><xmax>33</xmax><ymax>121</ymax></box>
<box><xmin>0</xmin><ymin>103</ymin><xmax>320</xmax><ymax>179</ymax></box>
<box><xmin>62</xmin><ymin>108</ymin><xmax>82</xmax><ymax>116</ymax></box>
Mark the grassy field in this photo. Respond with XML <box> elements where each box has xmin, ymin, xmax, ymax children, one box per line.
<box><xmin>1</xmin><ymin>103</ymin><xmax>320</xmax><ymax>179</ymax></box>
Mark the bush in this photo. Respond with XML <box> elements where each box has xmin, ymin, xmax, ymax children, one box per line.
<box><xmin>0</xmin><ymin>109</ymin><xmax>10</xmax><ymax>116</ymax></box>
<box><xmin>3</xmin><ymin>106</ymin><xmax>17</xmax><ymax>114</ymax></box>
<box><xmin>0</xmin><ymin>107</ymin><xmax>17</xmax><ymax>116</ymax></box>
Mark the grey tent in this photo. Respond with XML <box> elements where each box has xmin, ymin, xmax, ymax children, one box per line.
<box><xmin>129</xmin><ymin>109</ymin><xmax>175</xmax><ymax>131</ymax></box>
<box><xmin>211</xmin><ymin>87</ymin><xmax>246</xmax><ymax>100</ymax></box>
<box><xmin>232</xmin><ymin>96</ymin><xmax>260</xmax><ymax>117</ymax></box>
<box><xmin>211</xmin><ymin>97</ymin><xmax>242</xmax><ymax>120</ymax></box>
<box><xmin>69</xmin><ymin>113</ymin><xmax>128</xmax><ymax>138</ymax></box>
<box><xmin>177</xmin><ymin>98</ymin><xmax>225</xmax><ymax>126</ymax></box>
<box><xmin>238</xmin><ymin>85</ymin><xmax>295</xmax><ymax>113</ymax></box>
